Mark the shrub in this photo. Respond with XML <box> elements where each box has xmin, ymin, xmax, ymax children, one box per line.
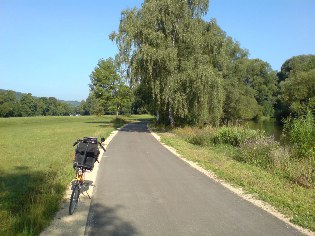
<box><xmin>174</xmin><ymin>126</ymin><xmax>215</xmax><ymax>147</ymax></box>
<box><xmin>283</xmin><ymin>111</ymin><xmax>315</xmax><ymax>159</ymax></box>
<box><xmin>285</xmin><ymin>158</ymin><xmax>315</xmax><ymax>188</ymax></box>
<box><xmin>175</xmin><ymin>125</ymin><xmax>266</xmax><ymax>148</ymax></box>
<box><xmin>268</xmin><ymin>146</ymin><xmax>291</xmax><ymax>171</ymax></box>
<box><xmin>173</xmin><ymin>123</ymin><xmax>315</xmax><ymax>187</ymax></box>
<box><xmin>213</xmin><ymin>126</ymin><xmax>265</xmax><ymax>147</ymax></box>
<box><xmin>240</xmin><ymin>143</ymin><xmax>315</xmax><ymax>188</ymax></box>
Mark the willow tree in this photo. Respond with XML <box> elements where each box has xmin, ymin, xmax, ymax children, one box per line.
<box><xmin>111</xmin><ymin>0</ymin><xmax>224</xmax><ymax>127</ymax></box>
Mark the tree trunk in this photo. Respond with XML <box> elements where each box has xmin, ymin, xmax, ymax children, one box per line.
<box><xmin>116</xmin><ymin>105</ymin><xmax>119</xmax><ymax>118</ymax></box>
<box><xmin>168</xmin><ymin>107</ymin><xmax>175</xmax><ymax>128</ymax></box>
<box><xmin>156</xmin><ymin>110</ymin><xmax>160</xmax><ymax>123</ymax></box>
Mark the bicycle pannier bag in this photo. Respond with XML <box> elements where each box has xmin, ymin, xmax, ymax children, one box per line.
<box><xmin>73</xmin><ymin>137</ymin><xmax>100</xmax><ymax>170</ymax></box>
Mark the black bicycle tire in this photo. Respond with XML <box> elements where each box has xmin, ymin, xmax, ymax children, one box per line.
<box><xmin>69</xmin><ymin>185</ymin><xmax>80</xmax><ymax>215</ymax></box>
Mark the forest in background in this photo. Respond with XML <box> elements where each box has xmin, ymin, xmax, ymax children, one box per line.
<box><xmin>0</xmin><ymin>90</ymin><xmax>79</xmax><ymax>117</ymax></box>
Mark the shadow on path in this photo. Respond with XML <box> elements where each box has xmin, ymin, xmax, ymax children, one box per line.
<box><xmin>85</xmin><ymin>203</ymin><xmax>139</xmax><ymax>236</ymax></box>
<box><xmin>119</xmin><ymin>122</ymin><xmax>150</xmax><ymax>133</ymax></box>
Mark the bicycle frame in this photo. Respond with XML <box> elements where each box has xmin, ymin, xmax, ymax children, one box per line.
<box><xmin>75</xmin><ymin>166</ymin><xmax>85</xmax><ymax>184</ymax></box>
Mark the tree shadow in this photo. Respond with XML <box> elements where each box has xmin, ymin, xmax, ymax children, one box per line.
<box><xmin>98</xmin><ymin>124</ymin><xmax>113</xmax><ymax>128</ymax></box>
<box><xmin>131</xmin><ymin>117</ymin><xmax>155</xmax><ymax>123</ymax></box>
<box><xmin>84</xmin><ymin>117</ymin><xmax>155</xmax><ymax>130</ymax></box>
<box><xmin>85</xmin><ymin>121</ymin><xmax>113</xmax><ymax>124</ymax></box>
<box><xmin>119</xmin><ymin>122</ymin><xmax>150</xmax><ymax>133</ymax></box>
<box><xmin>85</xmin><ymin>118</ymin><xmax>128</xmax><ymax>129</ymax></box>
<box><xmin>0</xmin><ymin>166</ymin><xmax>65</xmax><ymax>235</ymax></box>
<box><xmin>85</xmin><ymin>203</ymin><xmax>139</xmax><ymax>236</ymax></box>
<box><xmin>84</xmin><ymin>120</ymin><xmax>114</xmax><ymax>129</ymax></box>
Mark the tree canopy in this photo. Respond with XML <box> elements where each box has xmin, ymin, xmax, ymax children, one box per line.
<box><xmin>111</xmin><ymin>0</ymin><xmax>278</xmax><ymax>126</ymax></box>
<box><xmin>278</xmin><ymin>54</ymin><xmax>315</xmax><ymax>82</ymax></box>
<box><xmin>111</xmin><ymin>0</ymin><xmax>224</xmax><ymax>126</ymax></box>
<box><xmin>89</xmin><ymin>58</ymin><xmax>132</xmax><ymax>116</ymax></box>
<box><xmin>276</xmin><ymin>55</ymin><xmax>315</xmax><ymax>120</ymax></box>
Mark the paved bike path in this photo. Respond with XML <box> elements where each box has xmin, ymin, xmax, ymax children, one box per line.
<box><xmin>85</xmin><ymin>122</ymin><xmax>306</xmax><ymax>236</ymax></box>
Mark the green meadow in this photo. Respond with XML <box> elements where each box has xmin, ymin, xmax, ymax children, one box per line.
<box><xmin>0</xmin><ymin>115</ymin><xmax>151</xmax><ymax>236</ymax></box>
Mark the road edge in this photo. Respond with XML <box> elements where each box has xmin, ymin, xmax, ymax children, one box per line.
<box><xmin>149</xmin><ymin>128</ymin><xmax>314</xmax><ymax>236</ymax></box>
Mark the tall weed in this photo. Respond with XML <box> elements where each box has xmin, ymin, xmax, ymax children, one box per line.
<box><xmin>174</xmin><ymin>125</ymin><xmax>265</xmax><ymax>148</ymax></box>
<box><xmin>237</xmin><ymin>136</ymin><xmax>280</xmax><ymax>169</ymax></box>
<box><xmin>172</xmin><ymin>123</ymin><xmax>315</xmax><ymax>188</ymax></box>
<box><xmin>286</xmin><ymin>158</ymin><xmax>315</xmax><ymax>188</ymax></box>
<box><xmin>213</xmin><ymin>126</ymin><xmax>265</xmax><ymax>147</ymax></box>
<box><xmin>174</xmin><ymin>126</ymin><xmax>215</xmax><ymax>147</ymax></box>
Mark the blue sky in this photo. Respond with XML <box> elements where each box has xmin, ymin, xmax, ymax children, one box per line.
<box><xmin>1</xmin><ymin>0</ymin><xmax>314</xmax><ymax>101</ymax></box>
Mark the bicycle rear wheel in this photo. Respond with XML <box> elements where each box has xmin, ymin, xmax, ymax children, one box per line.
<box><xmin>69</xmin><ymin>185</ymin><xmax>80</xmax><ymax>215</ymax></box>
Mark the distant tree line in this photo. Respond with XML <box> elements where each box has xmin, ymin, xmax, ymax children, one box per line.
<box><xmin>0</xmin><ymin>91</ymin><xmax>75</xmax><ymax>117</ymax></box>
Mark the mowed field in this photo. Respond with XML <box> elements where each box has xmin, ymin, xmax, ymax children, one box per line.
<box><xmin>0</xmin><ymin>115</ymin><xmax>149</xmax><ymax>236</ymax></box>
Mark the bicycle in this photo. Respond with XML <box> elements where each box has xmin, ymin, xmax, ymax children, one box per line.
<box><xmin>69</xmin><ymin>137</ymin><xmax>105</xmax><ymax>215</ymax></box>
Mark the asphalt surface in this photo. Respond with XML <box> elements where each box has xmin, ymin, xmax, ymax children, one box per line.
<box><xmin>85</xmin><ymin>122</ymin><xmax>306</xmax><ymax>236</ymax></box>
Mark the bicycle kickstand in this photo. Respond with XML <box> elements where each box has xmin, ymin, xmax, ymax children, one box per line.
<box><xmin>81</xmin><ymin>189</ymin><xmax>91</xmax><ymax>199</ymax></box>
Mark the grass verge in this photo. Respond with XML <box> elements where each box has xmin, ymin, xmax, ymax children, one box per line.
<box><xmin>0</xmin><ymin>115</ymin><xmax>152</xmax><ymax>236</ymax></box>
<box><xmin>152</xmin><ymin>127</ymin><xmax>315</xmax><ymax>233</ymax></box>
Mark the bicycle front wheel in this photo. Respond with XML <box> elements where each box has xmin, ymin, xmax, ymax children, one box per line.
<box><xmin>69</xmin><ymin>185</ymin><xmax>80</xmax><ymax>215</ymax></box>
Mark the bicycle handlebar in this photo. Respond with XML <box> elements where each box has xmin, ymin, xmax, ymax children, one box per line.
<box><xmin>73</xmin><ymin>138</ymin><xmax>106</xmax><ymax>152</ymax></box>
<box><xmin>72</xmin><ymin>140</ymin><xmax>81</xmax><ymax>147</ymax></box>
<box><xmin>98</xmin><ymin>142</ymin><xmax>106</xmax><ymax>152</ymax></box>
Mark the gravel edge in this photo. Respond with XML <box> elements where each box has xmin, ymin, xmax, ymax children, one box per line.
<box><xmin>40</xmin><ymin>130</ymin><xmax>119</xmax><ymax>236</ymax></box>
